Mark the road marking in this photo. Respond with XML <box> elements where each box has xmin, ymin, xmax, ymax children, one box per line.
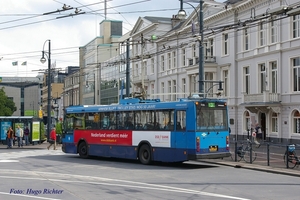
<box><xmin>0</xmin><ymin>150</ymin><xmax>65</xmax><ymax>160</ymax></box>
<box><xmin>0</xmin><ymin>160</ymin><xmax>19</xmax><ymax>162</ymax></box>
<box><xmin>0</xmin><ymin>170</ymin><xmax>250</xmax><ymax>200</ymax></box>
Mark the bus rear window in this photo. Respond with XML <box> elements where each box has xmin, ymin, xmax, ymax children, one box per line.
<box><xmin>196</xmin><ymin>107</ymin><xmax>228</xmax><ymax>130</ymax></box>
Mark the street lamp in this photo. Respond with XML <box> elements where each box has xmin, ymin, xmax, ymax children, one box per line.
<box><xmin>178</xmin><ymin>0</ymin><xmax>204</xmax><ymax>95</ymax></box>
<box><xmin>40</xmin><ymin>39</ymin><xmax>51</xmax><ymax>141</ymax></box>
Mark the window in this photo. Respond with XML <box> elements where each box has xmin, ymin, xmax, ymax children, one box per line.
<box><xmin>182</xmin><ymin>78</ymin><xmax>186</xmax><ymax>97</ymax></box>
<box><xmin>271</xmin><ymin>113</ymin><xmax>278</xmax><ymax>132</ymax></box>
<box><xmin>223</xmin><ymin>70</ymin><xmax>229</xmax><ymax>97</ymax></box>
<box><xmin>205</xmin><ymin>39</ymin><xmax>214</xmax><ymax>56</ymax></box>
<box><xmin>270</xmin><ymin>17</ymin><xmax>278</xmax><ymax>43</ymax></box>
<box><xmin>151</xmin><ymin>83</ymin><xmax>154</xmax><ymax>97</ymax></box>
<box><xmin>143</xmin><ymin>61</ymin><xmax>147</xmax><ymax>76</ymax></box>
<box><xmin>292</xmin><ymin>15</ymin><xmax>300</xmax><ymax>38</ymax></box>
<box><xmin>135</xmin><ymin>64</ymin><xmax>139</xmax><ymax>76</ymax></box>
<box><xmin>244</xmin><ymin>111</ymin><xmax>251</xmax><ymax>132</ymax></box>
<box><xmin>205</xmin><ymin>72</ymin><xmax>213</xmax><ymax>97</ymax></box>
<box><xmin>168</xmin><ymin>53</ymin><xmax>171</xmax><ymax>69</ymax></box>
<box><xmin>243</xmin><ymin>28</ymin><xmax>249</xmax><ymax>50</ymax></box>
<box><xmin>192</xmin><ymin>44</ymin><xmax>196</xmax><ymax>57</ymax></box>
<box><xmin>192</xmin><ymin>75</ymin><xmax>197</xmax><ymax>93</ymax></box>
<box><xmin>244</xmin><ymin>67</ymin><xmax>250</xmax><ymax>94</ymax></box>
<box><xmin>161</xmin><ymin>82</ymin><xmax>164</xmax><ymax>100</ymax></box>
<box><xmin>182</xmin><ymin>48</ymin><xmax>186</xmax><ymax>66</ymax></box>
<box><xmin>172</xmin><ymin>51</ymin><xmax>176</xmax><ymax>68</ymax></box>
<box><xmin>293</xmin><ymin>110</ymin><xmax>300</xmax><ymax>134</ymax></box>
<box><xmin>173</xmin><ymin>80</ymin><xmax>176</xmax><ymax>101</ymax></box>
<box><xmin>270</xmin><ymin>61</ymin><xmax>277</xmax><ymax>93</ymax></box>
<box><xmin>161</xmin><ymin>55</ymin><xmax>165</xmax><ymax>72</ymax></box>
<box><xmin>259</xmin><ymin>22</ymin><xmax>266</xmax><ymax>46</ymax></box>
<box><xmin>177</xmin><ymin>111</ymin><xmax>186</xmax><ymax>130</ymax></box>
<box><xmin>259</xmin><ymin>63</ymin><xmax>266</xmax><ymax>93</ymax></box>
<box><xmin>151</xmin><ymin>58</ymin><xmax>154</xmax><ymax>74</ymax></box>
<box><xmin>293</xmin><ymin>57</ymin><xmax>300</xmax><ymax>92</ymax></box>
<box><xmin>223</xmin><ymin>34</ymin><xmax>228</xmax><ymax>55</ymax></box>
<box><xmin>168</xmin><ymin>81</ymin><xmax>171</xmax><ymax>101</ymax></box>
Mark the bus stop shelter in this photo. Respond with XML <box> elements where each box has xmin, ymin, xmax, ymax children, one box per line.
<box><xmin>0</xmin><ymin>116</ymin><xmax>45</xmax><ymax>145</ymax></box>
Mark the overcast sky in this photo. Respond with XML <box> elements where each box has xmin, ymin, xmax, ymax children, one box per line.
<box><xmin>0</xmin><ymin>0</ymin><xmax>224</xmax><ymax>77</ymax></box>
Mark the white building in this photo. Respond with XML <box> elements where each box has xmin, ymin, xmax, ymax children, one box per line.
<box><xmin>63</xmin><ymin>0</ymin><xmax>300</xmax><ymax>144</ymax></box>
<box><xmin>128</xmin><ymin>0</ymin><xmax>300</xmax><ymax>144</ymax></box>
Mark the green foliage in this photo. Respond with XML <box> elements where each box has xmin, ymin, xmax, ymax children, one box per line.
<box><xmin>0</xmin><ymin>87</ymin><xmax>17</xmax><ymax>116</ymax></box>
<box><xmin>56</xmin><ymin>122</ymin><xmax>63</xmax><ymax>135</ymax></box>
<box><xmin>40</xmin><ymin>122</ymin><xmax>46</xmax><ymax>139</ymax></box>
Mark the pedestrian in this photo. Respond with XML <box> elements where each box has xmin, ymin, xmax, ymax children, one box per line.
<box><xmin>255</xmin><ymin>123</ymin><xmax>263</xmax><ymax>141</ymax></box>
<box><xmin>15</xmin><ymin>125</ymin><xmax>24</xmax><ymax>148</ymax></box>
<box><xmin>47</xmin><ymin>127</ymin><xmax>57</xmax><ymax>150</ymax></box>
<box><xmin>6</xmin><ymin>127</ymin><xmax>14</xmax><ymax>149</ymax></box>
<box><xmin>24</xmin><ymin>126</ymin><xmax>30</xmax><ymax>145</ymax></box>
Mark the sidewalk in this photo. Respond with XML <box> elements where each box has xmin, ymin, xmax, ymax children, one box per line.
<box><xmin>0</xmin><ymin>142</ymin><xmax>61</xmax><ymax>150</ymax></box>
<box><xmin>201</xmin><ymin>140</ymin><xmax>300</xmax><ymax>177</ymax></box>
<box><xmin>202</xmin><ymin>158</ymin><xmax>300</xmax><ymax>177</ymax></box>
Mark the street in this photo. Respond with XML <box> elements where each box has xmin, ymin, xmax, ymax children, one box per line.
<box><xmin>0</xmin><ymin>143</ymin><xmax>299</xmax><ymax>200</ymax></box>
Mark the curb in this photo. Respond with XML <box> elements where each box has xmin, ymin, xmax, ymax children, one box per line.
<box><xmin>202</xmin><ymin>160</ymin><xmax>300</xmax><ymax>177</ymax></box>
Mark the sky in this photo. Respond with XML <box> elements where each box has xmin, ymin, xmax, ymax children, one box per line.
<box><xmin>0</xmin><ymin>0</ymin><xmax>224</xmax><ymax>77</ymax></box>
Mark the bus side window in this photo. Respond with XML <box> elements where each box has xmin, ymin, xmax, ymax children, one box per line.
<box><xmin>176</xmin><ymin>122</ymin><xmax>182</xmax><ymax>130</ymax></box>
<box><xmin>136</xmin><ymin>123</ymin><xmax>143</xmax><ymax>130</ymax></box>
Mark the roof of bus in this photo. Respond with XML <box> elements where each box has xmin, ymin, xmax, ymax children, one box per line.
<box><xmin>65</xmin><ymin>98</ymin><xmax>226</xmax><ymax>113</ymax></box>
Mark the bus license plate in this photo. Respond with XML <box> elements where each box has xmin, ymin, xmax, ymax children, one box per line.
<box><xmin>209</xmin><ymin>145</ymin><xmax>218</xmax><ymax>152</ymax></box>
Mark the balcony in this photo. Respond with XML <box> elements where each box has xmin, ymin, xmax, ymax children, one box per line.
<box><xmin>132</xmin><ymin>74</ymin><xmax>149</xmax><ymax>84</ymax></box>
<box><xmin>242</xmin><ymin>91</ymin><xmax>281</xmax><ymax>113</ymax></box>
<box><xmin>243</xmin><ymin>91</ymin><xmax>280</xmax><ymax>103</ymax></box>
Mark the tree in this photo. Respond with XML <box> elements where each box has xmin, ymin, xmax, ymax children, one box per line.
<box><xmin>56</xmin><ymin>122</ymin><xmax>63</xmax><ymax>135</ymax></box>
<box><xmin>0</xmin><ymin>87</ymin><xmax>17</xmax><ymax>116</ymax></box>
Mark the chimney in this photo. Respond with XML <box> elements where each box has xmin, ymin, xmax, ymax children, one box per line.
<box><xmin>171</xmin><ymin>15</ymin><xmax>181</xmax><ymax>28</ymax></box>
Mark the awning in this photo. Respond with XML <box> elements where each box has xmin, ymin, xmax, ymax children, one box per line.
<box><xmin>240</xmin><ymin>102</ymin><xmax>282</xmax><ymax>113</ymax></box>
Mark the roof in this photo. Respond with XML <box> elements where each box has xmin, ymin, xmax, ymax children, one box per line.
<box><xmin>144</xmin><ymin>16</ymin><xmax>171</xmax><ymax>23</ymax></box>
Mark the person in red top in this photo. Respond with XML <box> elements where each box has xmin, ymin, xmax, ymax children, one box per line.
<box><xmin>47</xmin><ymin>127</ymin><xmax>57</xmax><ymax>150</ymax></box>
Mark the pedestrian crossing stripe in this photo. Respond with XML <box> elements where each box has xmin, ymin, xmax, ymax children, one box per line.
<box><xmin>0</xmin><ymin>149</ymin><xmax>65</xmax><ymax>160</ymax></box>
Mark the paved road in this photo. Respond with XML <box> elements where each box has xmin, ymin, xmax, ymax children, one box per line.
<box><xmin>0</xmin><ymin>143</ymin><xmax>300</xmax><ymax>200</ymax></box>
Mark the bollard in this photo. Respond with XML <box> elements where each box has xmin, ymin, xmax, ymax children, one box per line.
<box><xmin>286</xmin><ymin>145</ymin><xmax>289</xmax><ymax>169</ymax></box>
<box><xmin>250</xmin><ymin>141</ymin><xmax>252</xmax><ymax>164</ymax></box>
<box><xmin>267</xmin><ymin>143</ymin><xmax>270</xmax><ymax>166</ymax></box>
<box><xmin>234</xmin><ymin>141</ymin><xmax>237</xmax><ymax>162</ymax></box>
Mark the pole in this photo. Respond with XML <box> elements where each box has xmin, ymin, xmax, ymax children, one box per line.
<box><xmin>126</xmin><ymin>39</ymin><xmax>130</xmax><ymax>98</ymax></box>
<box><xmin>47</xmin><ymin>40</ymin><xmax>51</xmax><ymax>141</ymax></box>
<box><xmin>199</xmin><ymin>0</ymin><xmax>204</xmax><ymax>95</ymax></box>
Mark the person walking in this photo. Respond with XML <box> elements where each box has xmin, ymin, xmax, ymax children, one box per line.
<box><xmin>47</xmin><ymin>127</ymin><xmax>57</xmax><ymax>150</ymax></box>
<box><xmin>24</xmin><ymin>126</ymin><xmax>30</xmax><ymax>145</ymax></box>
<box><xmin>15</xmin><ymin>125</ymin><xmax>24</xmax><ymax>148</ymax></box>
<box><xmin>255</xmin><ymin>123</ymin><xmax>263</xmax><ymax>142</ymax></box>
<box><xmin>6</xmin><ymin>127</ymin><xmax>14</xmax><ymax>149</ymax></box>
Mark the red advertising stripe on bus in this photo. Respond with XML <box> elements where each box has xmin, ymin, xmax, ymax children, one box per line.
<box><xmin>74</xmin><ymin>130</ymin><xmax>132</xmax><ymax>146</ymax></box>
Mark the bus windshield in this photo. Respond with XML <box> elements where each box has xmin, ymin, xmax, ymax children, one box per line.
<box><xmin>64</xmin><ymin>113</ymin><xmax>86</xmax><ymax>131</ymax></box>
<box><xmin>196</xmin><ymin>103</ymin><xmax>228</xmax><ymax>131</ymax></box>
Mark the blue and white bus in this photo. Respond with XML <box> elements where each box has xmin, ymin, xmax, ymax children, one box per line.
<box><xmin>62</xmin><ymin>97</ymin><xmax>231</xmax><ymax>164</ymax></box>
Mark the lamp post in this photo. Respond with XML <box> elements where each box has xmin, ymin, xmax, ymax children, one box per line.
<box><xmin>40</xmin><ymin>39</ymin><xmax>51</xmax><ymax>141</ymax></box>
<box><xmin>178</xmin><ymin>0</ymin><xmax>204</xmax><ymax>95</ymax></box>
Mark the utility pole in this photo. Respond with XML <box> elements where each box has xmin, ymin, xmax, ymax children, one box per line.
<box><xmin>141</xmin><ymin>33</ymin><xmax>145</xmax><ymax>99</ymax></box>
<box><xmin>126</xmin><ymin>39</ymin><xmax>130</xmax><ymax>98</ymax></box>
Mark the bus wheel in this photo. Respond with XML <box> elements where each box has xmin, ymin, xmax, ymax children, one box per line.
<box><xmin>78</xmin><ymin>142</ymin><xmax>88</xmax><ymax>158</ymax></box>
<box><xmin>139</xmin><ymin>144</ymin><xmax>152</xmax><ymax>165</ymax></box>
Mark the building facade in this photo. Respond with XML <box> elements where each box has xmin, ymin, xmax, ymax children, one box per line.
<box><xmin>63</xmin><ymin>0</ymin><xmax>300</xmax><ymax>143</ymax></box>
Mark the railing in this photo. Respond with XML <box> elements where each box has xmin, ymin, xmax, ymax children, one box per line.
<box><xmin>226</xmin><ymin>140</ymin><xmax>300</xmax><ymax>170</ymax></box>
<box><xmin>243</xmin><ymin>92</ymin><xmax>280</xmax><ymax>102</ymax></box>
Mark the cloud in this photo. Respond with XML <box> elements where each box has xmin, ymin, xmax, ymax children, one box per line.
<box><xmin>0</xmin><ymin>0</ymin><xmax>224</xmax><ymax>77</ymax></box>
